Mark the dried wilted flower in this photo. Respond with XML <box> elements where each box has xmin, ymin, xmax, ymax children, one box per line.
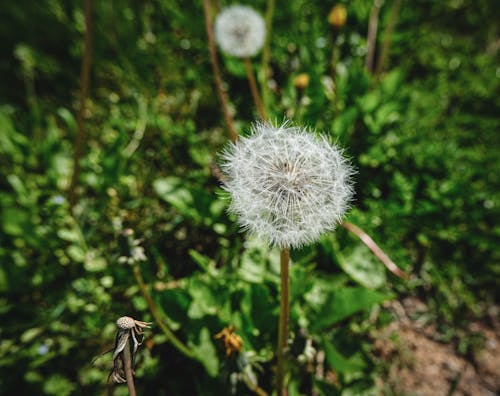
<box><xmin>214</xmin><ymin>5</ymin><xmax>266</xmax><ymax>58</ymax></box>
<box><xmin>220</xmin><ymin>122</ymin><xmax>354</xmax><ymax>249</ymax></box>
<box><xmin>109</xmin><ymin>316</ymin><xmax>151</xmax><ymax>384</ymax></box>
<box><xmin>215</xmin><ymin>325</ymin><xmax>244</xmax><ymax>357</ymax></box>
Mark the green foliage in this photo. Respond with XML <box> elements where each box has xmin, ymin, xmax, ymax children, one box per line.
<box><xmin>0</xmin><ymin>0</ymin><xmax>498</xmax><ymax>394</ymax></box>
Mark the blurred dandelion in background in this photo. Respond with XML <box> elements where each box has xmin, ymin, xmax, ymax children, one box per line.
<box><xmin>214</xmin><ymin>5</ymin><xmax>266</xmax><ymax>58</ymax></box>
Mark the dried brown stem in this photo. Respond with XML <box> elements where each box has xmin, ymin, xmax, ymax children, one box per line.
<box><xmin>244</xmin><ymin>57</ymin><xmax>267</xmax><ymax>120</ymax></box>
<box><xmin>69</xmin><ymin>0</ymin><xmax>93</xmax><ymax>207</ymax></box>
<box><xmin>202</xmin><ymin>0</ymin><xmax>239</xmax><ymax>142</ymax></box>
<box><xmin>341</xmin><ymin>221</ymin><xmax>409</xmax><ymax>279</ymax></box>
<box><xmin>122</xmin><ymin>339</ymin><xmax>137</xmax><ymax>396</ymax></box>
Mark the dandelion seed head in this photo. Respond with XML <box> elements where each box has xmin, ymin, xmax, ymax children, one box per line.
<box><xmin>220</xmin><ymin>122</ymin><xmax>355</xmax><ymax>249</ymax></box>
<box><xmin>214</xmin><ymin>5</ymin><xmax>266</xmax><ymax>58</ymax></box>
<box><xmin>116</xmin><ymin>316</ymin><xmax>136</xmax><ymax>330</ymax></box>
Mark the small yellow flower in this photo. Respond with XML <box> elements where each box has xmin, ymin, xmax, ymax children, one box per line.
<box><xmin>328</xmin><ymin>4</ymin><xmax>347</xmax><ymax>29</ymax></box>
<box><xmin>293</xmin><ymin>73</ymin><xmax>310</xmax><ymax>90</ymax></box>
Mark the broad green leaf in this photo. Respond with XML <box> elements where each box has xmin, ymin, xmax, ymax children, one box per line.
<box><xmin>187</xmin><ymin>280</ymin><xmax>218</xmax><ymax>319</ymax></box>
<box><xmin>322</xmin><ymin>339</ymin><xmax>366</xmax><ymax>374</ymax></box>
<box><xmin>337</xmin><ymin>245</ymin><xmax>386</xmax><ymax>289</ymax></box>
<box><xmin>313</xmin><ymin>287</ymin><xmax>392</xmax><ymax>330</ymax></box>
<box><xmin>194</xmin><ymin>327</ymin><xmax>219</xmax><ymax>377</ymax></box>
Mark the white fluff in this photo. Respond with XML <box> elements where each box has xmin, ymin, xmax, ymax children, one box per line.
<box><xmin>214</xmin><ymin>5</ymin><xmax>266</xmax><ymax>58</ymax></box>
<box><xmin>220</xmin><ymin>122</ymin><xmax>355</xmax><ymax>249</ymax></box>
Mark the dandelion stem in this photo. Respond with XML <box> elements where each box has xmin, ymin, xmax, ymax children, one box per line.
<box><xmin>260</xmin><ymin>0</ymin><xmax>275</xmax><ymax>110</ymax></box>
<box><xmin>202</xmin><ymin>0</ymin><xmax>239</xmax><ymax>142</ymax></box>
<box><xmin>365</xmin><ymin>0</ymin><xmax>383</xmax><ymax>73</ymax></box>
<box><xmin>132</xmin><ymin>264</ymin><xmax>196</xmax><ymax>359</ymax></box>
<box><xmin>341</xmin><ymin>221</ymin><xmax>409</xmax><ymax>279</ymax></box>
<box><xmin>277</xmin><ymin>247</ymin><xmax>290</xmax><ymax>396</ymax></box>
<box><xmin>375</xmin><ymin>0</ymin><xmax>401</xmax><ymax>75</ymax></box>
<box><xmin>122</xmin><ymin>339</ymin><xmax>137</xmax><ymax>396</ymax></box>
<box><xmin>69</xmin><ymin>0</ymin><xmax>93</xmax><ymax>208</ymax></box>
<box><xmin>244</xmin><ymin>57</ymin><xmax>267</xmax><ymax>120</ymax></box>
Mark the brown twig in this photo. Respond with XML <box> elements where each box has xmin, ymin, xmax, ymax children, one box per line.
<box><xmin>122</xmin><ymin>339</ymin><xmax>137</xmax><ymax>396</ymax></box>
<box><xmin>365</xmin><ymin>0</ymin><xmax>383</xmax><ymax>73</ymax></box>
<box><xmin>69</xmin><ymin>0</ymin><xmax>93</xmax><ymax>208</ymax></box>
<box><xmin>276</xmin><ymin>248</ymin><xmax>290</xmax><ymax>396</ymax></box>
<box><xmin>244</xmin><ymin>57</ymin><xmax>267</xmax><ymax>120</ymax></box>
<box><xmin>341</xmin><ymin>221</ymin><xmax>410</xmax><ymax>279</ymax></box>
<box><xmin>202</xmin><ymin>0</ymin><xmax>239</xmax><ymax>142</ymax></box>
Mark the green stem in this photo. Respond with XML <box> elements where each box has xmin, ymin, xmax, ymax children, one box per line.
<box><xmin>122</xmin><ymin>338</ymin><xmax>137</xmax><ymax>396</ymax></box>
<box><xmin>132</xmin><ymin>264</ymin><xmax>196</xmax><ymax>359</ymax></box>
<box><xmin>276</xmin><ymin>248</ymin><xmax>290</xmax><ymax>396</ymax></box>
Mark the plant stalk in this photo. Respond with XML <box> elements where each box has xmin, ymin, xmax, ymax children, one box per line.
<box><xmin>202</xmin><ymin>0</ymin><xmax>239</xmax><ymax>142</ymax></box>
<box><xmin>276</xmin><ymin>248</ymin><xmax>290</xmax><ymax>396</ymax></box>
<box><xmin>341</xmin><ymin>221</ymin><xmax>409</xmax><ymax>279</ymax></box>
<box><xmin>69</xmin><ymin>0</ymin><xmax>93</xmax><ymax>208</ymax></box>
<box><xmin>365</xmin><ymin>0</ymin><xmax>383</xmax><ymax>73</ymax></box>
<box><xmin>122</xmin><ymin>338</ymin><xmax>137</xmax><ymax>396</ymax></box>
<box><xmin>260</xmin><ymin>0</ymin><xmax>275</xmax><ymax>110</ymax></box>
<box><xmin>375</xmin><ymin>0</ymin><xmax>401</xmax><ymax>75</ymax></box>
<box><xmin>132</xmin><ymin>264</ymin><xmax>196</xmax><ymax>358</ymax></box>
<box><xmin>244</xmin><ymin>57</ymin><xmax>267</xmax><ymax>120</ymax></box>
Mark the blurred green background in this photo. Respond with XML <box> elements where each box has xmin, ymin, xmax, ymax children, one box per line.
<box><xmin>0</xmin><ymin>0</ymin><xmax>498</xmax><ymax>395</ymax></box>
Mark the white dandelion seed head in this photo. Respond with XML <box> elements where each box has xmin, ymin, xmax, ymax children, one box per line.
<box><xmin>220</xmin><ymin>121</ymin><xmax>355</xmax><ymax>249</ymax></box>
<box><xmin>214</xmin><ymin>5</ymin><xmax>266</xmax><ymax>58</ymax></box>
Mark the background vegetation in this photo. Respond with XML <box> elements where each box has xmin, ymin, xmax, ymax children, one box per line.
<box><xmin>0</xmin><ymin>0</ymin><xmax>498</xmax><ymax>395</ymax></box>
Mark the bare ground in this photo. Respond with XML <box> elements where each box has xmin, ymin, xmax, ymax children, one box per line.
<box><xmin>374</xmin><ymin>298</ymin><xmax>499</xmax><ymax>396</ymax></box>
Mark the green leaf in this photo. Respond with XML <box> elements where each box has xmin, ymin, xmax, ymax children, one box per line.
<box><xmin>154</xmin><ymin>177</ymin><xmax>194</xmax><ymax>213</ymax></box>
<box><xmin>56</xmin><ymin>107</ymin><xmax>76</xmax><ymax>134</ymax></box>
<box><xmin>315</xmin><ymin>379</ymin><xmax>341</xmax><ymax>396</ymax></box>
<box><xmin>341</xmin><ymin>382</ymin><xmax>378</xmax><ymax>396</ymax></box>
<box><xmin>21</xmin><ymin>327</ymin><xmax>43</xmax><ymax>343</ymax></box>
<box><xmin>337</xmin><ymin>245</ymin><xmax>386</xmax><ymax>289</ymax></box>
<box><xmin>83</xmin><ymin>254</ymin><xmax>107</xmax><ymax>272</ymax></box>
<box><xmin>66</xmin><ymin>245</ymin><xmax>85</xmax><ymax>263</ymax></box>
<box><xmin>1</xmin><ymin>207</ymin><xmax>29</xmax><ymax>236</ymax></box>
<box><xmin>194</xmin><ymin>327</ymin><xmax>219</xmax><ymax>377</ymax></box>
<box><xmin>322</xmin><ymin>339</ymin><xmax>366</xmax><ymax>373</ymax></box>
<box><xmin>313</xmin><ymin>287</ymin><xmax>392</xmax><ymax>330</ymax></box>
<box><xmin>187</xmin><ymin>279</ymin><xmax>218</xmax><ymax>319</ymax></box>
<box><xmin>57</xmin><ymin>229</ymin><xmax>81</xmax><ymax>243</ymax></box>
<box><xmin>43</xmin><ymin>374</ymin><xmax>75</xmax><ymax>396</ymax></box>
